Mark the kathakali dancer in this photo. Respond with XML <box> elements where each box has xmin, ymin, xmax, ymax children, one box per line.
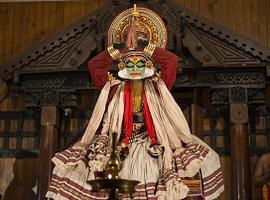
<box><xmin>46</xmin><ymin>5</ymin><xmax>224</xmax><ymax>200</ymax></box>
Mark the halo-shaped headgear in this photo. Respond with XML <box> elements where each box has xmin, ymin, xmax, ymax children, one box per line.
<box><xmin>108</xmin><ymin>5</ymin><xmax>167</xmax><ymax>48</ymax></box>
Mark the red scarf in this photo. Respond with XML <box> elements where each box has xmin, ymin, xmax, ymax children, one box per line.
<box><xmin>143</xmin><ymin>93</ymin><xmax>158</xmax><ymax>145</ymax></box>
<box><xmin>122</xmin><ymin>82</ymin><xmax>157</xmax><ymax>145</ymax></box>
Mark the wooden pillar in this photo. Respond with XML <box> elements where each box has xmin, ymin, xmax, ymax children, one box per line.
<box><xmin>230</xmin><ymin>103</ymin><xmax>251</xmax><ymax>200</ymax></box>
<box><xmin>38</xmin><ymin>106</ymin><xmax>59</xmax><ymax>200</ymax></box>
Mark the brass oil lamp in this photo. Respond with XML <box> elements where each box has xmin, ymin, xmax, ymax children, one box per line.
<box><xmin>87</xmin><ymin>133</ymin><xmax>140</xmax><ymax>199</ymax></box>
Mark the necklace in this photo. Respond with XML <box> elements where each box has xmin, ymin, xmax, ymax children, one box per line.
<box><xmin>131</xmin><ymin>80</ymin><xmax>144</xmax><ymax>113</ymax></box>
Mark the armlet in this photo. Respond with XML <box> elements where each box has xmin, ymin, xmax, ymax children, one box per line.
<box><xmin>143</xmin><ymin>42</ymin><xmax>156</xmax><ymax>58</ymax></box>
<box><xmin>107</xmin><ymin>45</ymin><xmax>122</xmax><ymax>61</ymax></box>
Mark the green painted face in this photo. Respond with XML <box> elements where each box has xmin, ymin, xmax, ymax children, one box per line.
<box><xmin>126</xmin><ymin>57</ymin><xmax>146</xmax><ymax>79</ymax></box>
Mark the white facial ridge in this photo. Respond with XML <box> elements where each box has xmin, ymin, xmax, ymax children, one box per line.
<box><xmin>118</xmin><ymin>67</ymin><xmax>154</xmax><ymax>80</ymax></box>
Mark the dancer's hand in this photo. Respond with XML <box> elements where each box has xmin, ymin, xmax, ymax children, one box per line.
<box><xmin>126</xmin><ymin>18</ymin><xmax>138</xmax><ymax>49</ymax></box>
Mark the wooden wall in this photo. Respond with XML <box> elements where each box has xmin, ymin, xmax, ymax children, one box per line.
<box><xmin>175</xmin><ymin>0</ymin><xmax>270</xmax><ymax>48</ymax></box>
<box><xmin>0</xmin><ymin>0</ymin><xmax>106</xmax><ymax>64</ymax></box>
<box><xmin>0</xmin><ymin>92</ymin><xmax>39</xmax><ymax>199</ymax></box>
<box><xmin>0</xmin><ymin>0</ymin><xmax>270</xmax><ymax>64</ymax></box>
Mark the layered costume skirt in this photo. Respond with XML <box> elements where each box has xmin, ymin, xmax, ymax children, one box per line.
<box><xmin>46</xmin><ymin>79</ymin><xmax>224</xmax><ymax>200</ymax></box>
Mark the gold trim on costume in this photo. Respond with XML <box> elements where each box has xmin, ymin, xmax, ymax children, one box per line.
<box><xmin>132</xmin><ymin>4</ymin><xmax>140</xmax><ymax>18</ymax></box>
<box><xmin>107</xmin><ymin>45</ymin><xmax>122</xmax><ymax>60</ymax></box>
<box><xmin>145</xmin><ymin>60</ymin><xmax>154</xmax><ymax>69</ymax></box>
<box><xmin>155</xmin><ymin>71</ymin><xmax>161</xmax><ymax>79</ymax></box>
<box><xmin>143</xmin><ymin>42</ymin><xmax>156</xmax><ymax>58</ymax></box>
<box><xmin>107</xmin><ymin>72</ymin><xmax>116</xmax><ymax>81</ymax></box>
<box><xmin>118</xmin><ymin>61</ymin><xmax>125</xmax><ymax>70</ymax></box>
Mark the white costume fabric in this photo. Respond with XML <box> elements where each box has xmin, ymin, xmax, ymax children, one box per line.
<box><xmin>46</xmin><ymin>79</ymin><xmax>224</xmax><ymax>200</ymax></box>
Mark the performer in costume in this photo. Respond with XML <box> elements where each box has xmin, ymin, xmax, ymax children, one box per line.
<box><xmin>46</xmin><ymin>5</ymin><xmax>224</xmax><ymax>200</ymax></box>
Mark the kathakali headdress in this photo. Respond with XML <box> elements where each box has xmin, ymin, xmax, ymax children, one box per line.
<box><xmin>108</xmin><ymin>5</ymin><xmax>167</xmax><ymax>48</ymax></box>
<box><xmin>107</xmin><ymin>5</ymin><xmax>167</xmax><ymax>80</ymax></box>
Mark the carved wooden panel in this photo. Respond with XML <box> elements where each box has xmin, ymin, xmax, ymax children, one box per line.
<box><xmin>183</xmin><ymin>25</ymin><xmax>263</xmax><ymax>66</ymax></box>
<box><xmin>1</xmin><ymin>0</ymin><xmax>270</xmax><ymax>83</ymax></box>
<box><xmin>0</xmin><ymin>111</ymin><xmax>40</xmax><ymax>157</ymax></box>
<box><xmin>169</xmin><ymin>0</ymin><xmax>270</xmax><ymax>63</ymax></box>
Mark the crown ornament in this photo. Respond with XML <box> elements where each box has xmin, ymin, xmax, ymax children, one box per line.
<box><xmin>108</xmin><ymin>4</ymin><xmax>167</xmax><ymax>49</ymax></box>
